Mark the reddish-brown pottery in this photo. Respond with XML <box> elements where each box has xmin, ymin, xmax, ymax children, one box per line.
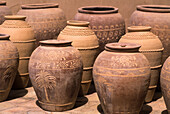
<box><xmin>130</xmin><ymin>5</ymin><xmax>170</xmax><ymax>63</ymax></box>
<box><xmin>58</xmin><ymin>20</ymin><xmax>99</xmax><ymax>96</ymax></box>
<box><xmin>0</xmin><ymin>34</ymin><xmax>19</xmax><ymax>101</ymax></box>
<box><xmin>161</xmin><ymin>56</ymin><xmax>170</xmax><ymax>113</ymax></box>
<box><xmin>0</xmin><ymin>1</ymin><xmax>12</xmax><ymax>24</ymax></box>
<box><xmin>93</xmin><ymin>43</ymin><xmax>151</xmax><ymax>114</ymax></box>
<box><xmin>119</xmin><ymin>26</ymin><xmax>163</xmax><ymax>102</ymax></box>
<box><xmin>75</xmin><ymin>6</ymin><xmax>125</xmax><ymax>53</ymax></box>
<box><xmin>17</xmin><ymin>3</ymin><xmax>67</xmax><ymax>47</ymax></box>
<box><xmin>29</xmin><ymin>40</ymin><xmax>83</xmax><ymax>111</ymax></box>
<box><xmin>0</xmin><ymin>15</ymin><xmax>35</xmax><ymax>89</ymax></box>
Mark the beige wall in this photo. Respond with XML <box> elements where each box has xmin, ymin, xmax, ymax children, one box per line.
<box><xmin>4</xmin><ymin>0</ymin><xmax>170</xmax><ymax>26</ymax></box>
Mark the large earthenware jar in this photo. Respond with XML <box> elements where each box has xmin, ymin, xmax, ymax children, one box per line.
<box><xmin>130</xmin><ymin>5</ymin><xmax>170</xmax><ymax>63</ymax></box>
<box><xmin>161</xmin><ymin>56</ymin><xmax>170</xmax><ymax>113</ymax></box>
<box><xmin>0</xmin><ymin>1</ymin><xmax>12</xmax><ymax>24</ymax></box>
<box><xmin>75</xmin><ymin>6</ymin><xmax>125</xmax><ymax>53</ymax></box>
<box><xmin>119</xmin><ymin>26</ymin><xmax>163</xmax><ymax>102</ymax></box>
<box><xmin>17</xmin><ymin>3</ymin><xmax>67</xmax><ymax>46</ymax></box>
<box><xmin>29</xmin><ymin>40</ymin><xmax>83</xmax><ymax>111</ymax></box>
<box><xmin>58</xmin><ymin>20</ymin><xmax>99</xmax><ymax>96</ymax></box>
<box><xmin>0</xmin><ymin>15</ymin><xmax>35</xmax><ymax>89</ymax></box>
<box><xmin>0</xmin><ymin>34</ymin><xmax>19</xmax><ymax>101</ymax></box>
<box><xmin>93</xmin><ymin>43</ymin><xmax>151</xmax><ymax>114</ymax></box>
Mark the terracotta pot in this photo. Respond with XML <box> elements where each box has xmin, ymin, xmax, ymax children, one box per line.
<box><xmin>161</xmin><ymin>56</ymin><xmax>170</xmax><ymax>113</ymax></box>
<box><xmin>130</xmin><ymin>5</ymin><xmax>170</xmax><ymax>63</ymax></box>
<box><xmin>93</xmin><ymin>43</ymin><xmax>151</xmax><ymax>114</ymax></box>
<box><xmin>0</xmin><ymin>34</ymin><xmax>19</xmax><ymax>101</ymax></box>
<box><xmin>119</xmin><ymin>26</ymin><xmax>163</xmax><ymax>102</ymax></box>
<box><xmin>29</xmin><ymin>40</ymin><xmax>83</xmax><ymax>111</ymax></box>
<box><xmin>0</xmin><ymin>15</ymin><xmax>35</xmax><ymax>89</ymax></box>
<box><xmin>0</xmin><ymin>1</ymin><xmax>12</xmax><ymax>24</ymax></box>
<box><xmin>17</xmin><ymin>3</ymin><xmax>67</xmax><ymax>47</ymax></box>
<box><xmin>58</xmin><ymin>20</ymin><xmax>99</xmax><ymax>96</ymax></box>
<box><xmin>75</xmin><ymin>6</ymin><xmax>125</xmax><ymax>53</ymax></box>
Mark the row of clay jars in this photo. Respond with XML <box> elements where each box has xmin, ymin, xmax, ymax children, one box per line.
<box><xmin>58</xmin><ymin>20</ymin><xmax>99</xmax><ymax>96</ymax></box>
<box><xmin>119</xmin><ymin>26</ymin><xmax>163</xmax><ymax>102</ymax></box>
<box><xmin>130</xmin><ymin>5</ymin><xmax>170</xmax><ymax>63</ymax></box>
<box><xmin>0</xmin><ymin>15</ymin><xmax>35</xmax><ymax>89</ymax></box>
<box><xmin>161</xmin><ymin>56</ymin><xmax>170</xmax><ymax>113</ymax></box>
<box><xmin>93</xmin><ymin>43</ymin><xmax>151</xmax><ymax>114</ymax></box>
<box><xmin>29</xmin><ymin>40</ymin><xmax>83</xmax><ymax>111</ymax></box>
<box><xmin>0</xmin><ymin>34</ymin><xmax>19</xmax><ymax>101</ymax></box>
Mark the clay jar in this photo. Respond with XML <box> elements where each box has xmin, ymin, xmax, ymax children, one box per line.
<box><xmin>0</xmin><ymin>34</ymin><xmax>19</xmax><ymax>101</ymax></box>
<box><xmin>58</xmin><ymin>20</ymin><xmax>99</xmax><ymax>96</ymax></box>
<box><xmin>29</xmin><ymin>40</ymin><xmax>83</xmax><ymax>111</ymax></box>
<box><xmin>17</xmin><ymin>3</ymin><xmax>67</xmax><ymax>46</ymax></box>
<box><xmin>0</xmin><ymin>15</ymin><xmax>35</xmax><ymax>89</ymax></box>
<box><xmin>93</xmin><ymin>43</ymin><xmax>151</xmax><ymax>114</ymax></box>
<box><xmin>130</xmin><ymin>5</ymin><xmax>170</xmax><ymax>63</ymax></box>
<box><xmin>119</xmin><ymin>26</ymin><xmax>163</xmax><ymax>102</ymax></box>
<box><xmin>75</xmin><ymin>6</ymin><xmax>125</xmax><ymax>52</ymax></box>
<box><xmin>0</xmin><ymin>1</ymin><xmax>12</xmax><ymax>24</ymax></box>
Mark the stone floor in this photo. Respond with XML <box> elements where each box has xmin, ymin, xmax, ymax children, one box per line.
<box><xmin>0</xmin><ymin>84</ymin><xmax>168</xmax><ymax>114</ymax></box>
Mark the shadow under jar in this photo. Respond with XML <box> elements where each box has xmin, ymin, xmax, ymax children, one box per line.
<box><xmin>29</xmin><ymin>40</ymin><xmax>83</xmax><ymax>112</ymax></box>
<box><xmin>75</xmin><ymin>6</ymin><xmax>125</xmax><ymax>53</ymax></box>
<box><xmin>93</xmin><ymin>43</ymin><xmax>151</xmax><ymax>114</ymax></box>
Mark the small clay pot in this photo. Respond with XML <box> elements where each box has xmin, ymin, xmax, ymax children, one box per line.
<box><xmin>17</xmin><ymin>3</ymin><xmax>67</xmax><ymax>47</ymax></box>
<box><xmin>29</xmin><ymin>40</ymin><xmax>83</xmax><ymax>111</ymax></box>
<box><xmin>75</xmin><ymin>6</ymin><xmax>125</xmax><ymax>53</ymax></box>
<box><xmin>58</xmin><ymin>20</ymin><xmax>99</xmax><ymax>96</ymax></box>
<box><xmin>161</xmin><ymin>56</ymin><xmax>170</xmax><ymax>113</ymax></box>
<box><xmin>93</xmin><ymin>43</ymin><xmax>151</xmax><ymax>114</ymax></box>
<box><xmin>0</xmin><ymin>34</ymin><xmax>19</xmax><ymax>101</ymax></box>
<box><xmin>119</xmin><ymin>26</ymin><xmax>164</xmax><ymax>102</ymax></box>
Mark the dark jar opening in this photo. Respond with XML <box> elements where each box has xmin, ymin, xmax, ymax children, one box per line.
<box><xmin>105</xmin><ymin>43</ymin><xmax>141</xmax><ymax>52</ymax></box>
<box><xmin>0</xmin><ymin>1</ymin><xmax>6</xmax><ymax>6</ymax></box>
<box><xmin>0</xmin><ymin>34</ymin><xmax>10</xmax><ymax>40</ymax></box>
<box><xmin>128</xmin><ymin>26</ymin><xmax>151</xmax><ymax>32</ymax></box>
<box><xmin>137</xmin><ymin>5</ymin><xmax>170</xmax><ymax>13</ymax></box>
<box><xmin>40</xmin><ymin>40</ymin><xmax>72</xmax><ymax>47</ymax></box>
<box><xmin>67</xmin><ymin>20</ymin><xmax>90</xmax><ymax>27</ymax></box>
<box><xmin>78</xmin><ymin>6</ymin><xmax>118</xmax><ymax>14</ymax></box>
<box><xmin>21</xmin><ymin>3</ymin><xmax>59</xmax><ymax>9</ymax></box>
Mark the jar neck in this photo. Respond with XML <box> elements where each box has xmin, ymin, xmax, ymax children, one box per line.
<box><xmin>67</xmin><ymin>20</ymin><xmax>89</xmax><ymax>27</ymax></box>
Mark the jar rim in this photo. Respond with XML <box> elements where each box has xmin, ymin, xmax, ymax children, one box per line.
<box><xmin>0</xmin><ymin>34</ymin><xmax>10</xmax><ymax>40</ymax></box>
<box><xmin>128</xmin><ymin>26</ymin><xmax>151</xmax><ymax>32</ymax></box>
<box><xmin>67</xmin><ymin>20</ymin><xmax>90</xmax><ymax>27</ymax></box>
<box><xmin>5</xmin><ymin>15</ymin><xmax>26</xmax><ymax>20</ymax></box>
<box><xmin>137</xmin><ymin>5</ymin><xmax>170</xmax><ymax>13</ymax></box>
<box><xmin>0</xmin><ymin>1</ymin><xmax>6</xmax><ymax>5</ymax></box>
<box><xmin>40</xmin><ymin>40</ymin><xmax>72</xmax><ymax>46</ymax></box>
<box><xmin>78</xmin><ymin>6</ymin><xmax>118</xmax><ymax>14</ymax></box>
<box><xmin>21</xmin><ymin>3</ymin><xmax>59</xmax><ymax>9</ymax></box>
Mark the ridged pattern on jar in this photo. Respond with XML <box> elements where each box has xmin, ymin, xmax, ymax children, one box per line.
<box><xmin>58</xmin><ymin>21</ymin><xmax>99</xmax><ymax>95</ymax></box>
<box><xmin>0</xmin><ymin>16</ymin><xmax>35</xmax><ymax>89</ymax></box>
<box><xmin>119</xmin><ymin>26</ymin><xmax>163</xmax><ymax>102</ymax></box>
<box><xmin>29</xmin><ymin>41</ymin><xmax>83</xmax><ymax>111</ymax></box>
<box><xmin>130</xmin><ymin>5</ymin><xmax>170</xmax><ymax>63</ymax></box>
<box><xmin>17</xmin><ymin>3</ymin><xmax>67</xmax><ymax>46</ymax></box>
<box><xmin>93</xmin><ymin>44</ymin><xmax>150</xmax><ymax>114</ymax></box>
<box><xmin>0</xmin><ymin>39</ymin><xmax>19</xmax><ymax>101</ymax></box>
<box><xmin>75</xmin><ymin>6</ymin><xmax>125</xmax><ymax>52</ymax></box>
<box><xmin>161</xmin><ymin>57</ymin><xmax>170</xmax><ymax>113</ymax></box>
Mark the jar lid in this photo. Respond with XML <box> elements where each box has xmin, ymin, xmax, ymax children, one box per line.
<box><xmin>78</xmin><ymin>6</ymin><xmax>118</xmax><ymax>14</ymax></box>
<box><xmin>0</xmin><ymin>1</ymin><xmax>6</xmax><ymax>5</ymax></box>
<box><xmin>128</xmin><ymin>26</ymin><xmax>151</xmax><ymax>32</ymax></box>
<box><xmin>0</xmin><ymin>34</ymin><xmax>10</xmax><ymax>40</ymax></box>
<box><xmin>67</xmin><ymin>20</ymin><xmax>90</xmax><ymax>27</ymax></box>
<box><xmin>137</xmin><ymin>5</ymin><xmax>170</xmax><ymax>13</ymax></box>
<box><xmin>21</xmin><ymin>3</ymin><xmax>59</xmax><ymax>9</ymax></box>
<box><xmin>40</xmin><ymin>40</ymin><xmax>72</xmax><ymax>46</ymax></box>
<box><xmin>5</xmin><ymin>15</ymin><xmax>26</xmax><ymax>20</ymax></box>
<box><xmin>105</xmin><ymin>43</ymin><xmax>141</xmax><ymax>52</ymax></box>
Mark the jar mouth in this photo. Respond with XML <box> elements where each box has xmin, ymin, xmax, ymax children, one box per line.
<box><xmin>128</xmin><ymin>26</ymin><xmax>151</xmax><ymax>32</ymax></box>
<box><xmin>0</xmin><ymin>34</ymin><xmax>10</xmax><ymax>40</ymax></box>
<box><xmin>105</xmin><ymin>43</ymin><xmax>141</xmax><ymax>52</ymax></box>
<box><xmin>0</xmin><ymin>1</ymin><xmax>6</xmax><ymax>5</ymax></box>
<box><xmin>137</xmin><ymin>5</ymin><xmax>170</xmax><ymax>13</ymax></box>
<box><xmin>21</xmin><ymin>3</ymin><xmax>59</xmax><ymax>9</ymax></box>
<box><xmin>67</xmin><ymin>20</ymin><xmax>90</xmax><ymax>27</ymax></box>
<box><xmin>40</xmin><ymin>40</ymin><xmax>72</xmax><ymax>46</ymax></box>
<box><xmin>5</xmin><ymin>15</ymin><xmax>26</xmax><ymax>20</ymax></box>
<box><xmin>78</xmin><ymin>6</ymin><xmax>118</xmax><ymax>14</ymax></box>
